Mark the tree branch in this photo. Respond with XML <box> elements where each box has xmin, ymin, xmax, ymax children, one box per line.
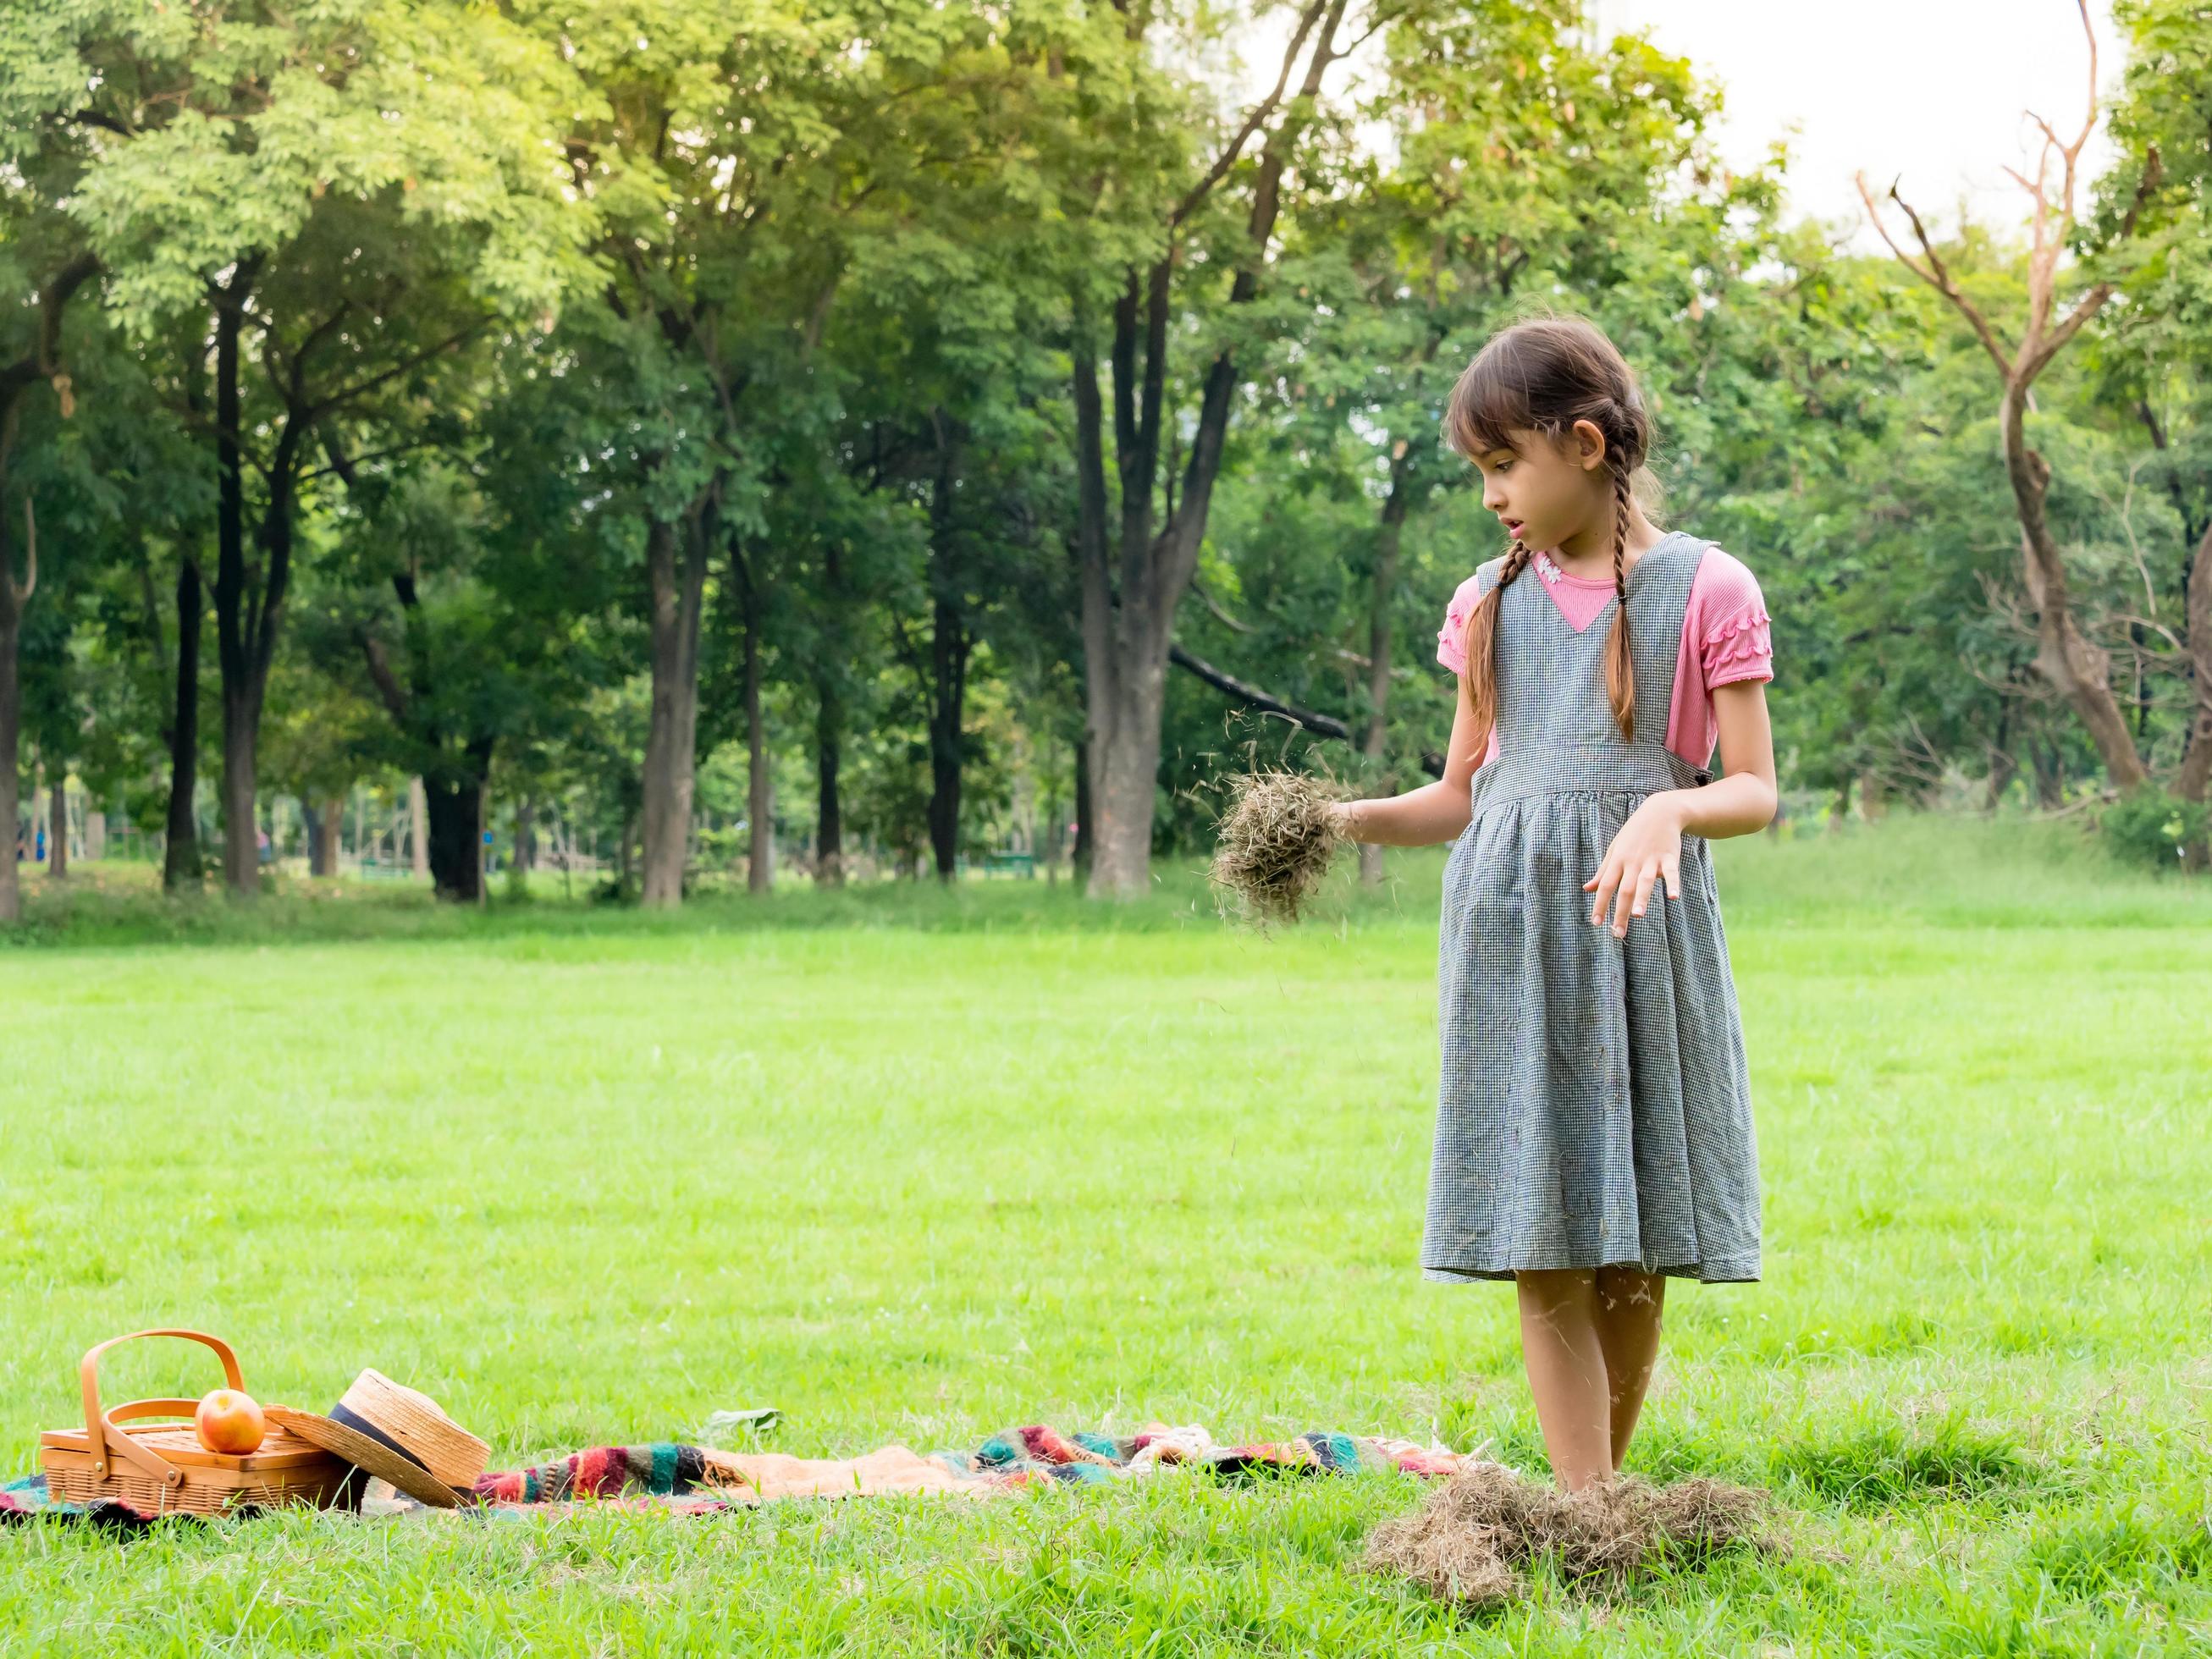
<box><xmin>1856</xmin><ymin>172</ymin><xmax>2015</xmax><ymax>378</ymax></box>
<box><xmin>357</xmin><ymin>629</ymin><xmax>408</xmax><ymax>720</ymax></box>
<box><xmin>1169</xmin><ymin>0</ymin><xmax>1328</xmax><ymax>227</ymax></box>
<box><xmin>1169</xmin><ymin>641</ymin><xmax>1351</xmax><ymax>741</ymax></box>
<box><xmin>308</xmin><ymin>317</ymin><xmax>492</xmax><ymax>421</ymax></box>
<box><xmin>0</xmin><ymin>252</ymin><xmax>100</xmax><ymax>410</ymax></box>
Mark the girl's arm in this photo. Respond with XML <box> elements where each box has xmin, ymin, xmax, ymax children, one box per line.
<box><xmin>1329</xmin><ymin>670</ymin><xmax>1485</xmax><ymax>847</ymax></box>
<box><xmin>1665</xmin><ymin>679</ymin><xmax>1779</xmax><ymax>840</ymax></box>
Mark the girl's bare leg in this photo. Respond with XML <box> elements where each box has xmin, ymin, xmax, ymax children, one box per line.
<box><xmin>1592</xmin><ymin>1264</ymin><xmax>1666</xmax><ymax>1470</ymax></box>
<box><xmin>1514</xmin><ymin>1268</ymin><xmax>1613</xmax><ymax>1491</ymax></box>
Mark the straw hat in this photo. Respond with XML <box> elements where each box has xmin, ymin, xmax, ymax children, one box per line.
<box><xmin>267</xmin><ymin>1370</ymin><xmax>490</xmax><ymax>1509</ymax></box>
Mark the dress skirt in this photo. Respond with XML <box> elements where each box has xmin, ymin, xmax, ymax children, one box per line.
<box><xmin>1420</xmin><ymin>532</ymin><xmax>1762</xmax><ymax>1286</ymax></box>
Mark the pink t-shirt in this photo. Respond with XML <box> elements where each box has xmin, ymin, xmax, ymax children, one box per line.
<box><xmin>1434</xmin><ymin>543</ymin><xmax>1773</xmax><ymax>772</ymax></box>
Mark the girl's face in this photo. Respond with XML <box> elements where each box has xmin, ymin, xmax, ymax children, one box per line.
<box><xmin>1471</xmin><ymin>421</ymin><xmax>1608</xmax><ymax>553</ymax></box>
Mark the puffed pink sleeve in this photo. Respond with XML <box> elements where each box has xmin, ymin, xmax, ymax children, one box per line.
<box><xmin>1691</xmin><ymin>548</ymin><xmax>1773</xmax><ymax>686</ymax></box>
<box><xmin>1436</xmin><ymin>570</ymin><xmax>1488</xmax><ymax>675</ymax></box>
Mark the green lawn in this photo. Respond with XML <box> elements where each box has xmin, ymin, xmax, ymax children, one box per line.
<box><xmin>3</xmin><ymin>815</ymin><xmax>2209</xmax><ymax>1655</ymax></box>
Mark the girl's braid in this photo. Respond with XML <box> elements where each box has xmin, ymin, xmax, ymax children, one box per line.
<box><xmin>1606</xmin><ymin>457</ymin><xmax>1637</xmax><ymax>741</ymax></box>
<box><xmin>1459</xmin><ymin>537</ymin><xmax>1537</xmax><ymax>757</ymax></box>
<box><xmin>1497</xmin><ymin>537</ymin><xmax>1536</xmax><ymax>591</ymax></box>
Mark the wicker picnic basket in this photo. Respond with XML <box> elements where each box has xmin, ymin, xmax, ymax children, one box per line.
<box><xmin>38</xmin><ymin>1329</ymin><xmax>352</xmax><ymax>1516</ymax></box>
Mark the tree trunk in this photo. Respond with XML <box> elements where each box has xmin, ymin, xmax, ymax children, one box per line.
<box><xmin>814</xmin><ymin>670</ymin><xmax>843</xmax><ymax>888</ymax></box>
<box><xmin>1072</xmin><ymin>737</ymin><xmax>1091</xmax><ymax>876</ymax></box>
<box><xmin>0</xmin><ymin>257</ymin><xmax>97</xmax><ymax>923</ymax></box>
<box><xmin>163</xmin><ymin>559</ymin><xmax>203</xmax><ymax>890</ymax></box>
<box><xmin>1087</xmin><ymin>667</ymin><xmax>1167</xmax><ymax>897</ymax></box>
<box><xmin>212</xmin><ymin>276</ymin><xmax>254</xmax><ymax>897</ymax></box>
<box><xmin>2172</xmin><ymin>516</ymin><xmax>2212</xmax><ymax>871</ymax></box>
<box><xmin>1070</xmin><ymin>2</ymin><xmax>1350</xmax><ymax>899</ymax></box>
<box><xmin>641</xmin><ymin>510</ymin><xmax>710</xmax><ymax>907</ymax></box>
<box><xmin>2000</xmin><ymin>385</ymin><xmax>2149</xmax><ymax>790</ymax></box>
<box><xmin>302</xmin><ymin>797</ymin><xmax>340</xmax><ymax>877</ymax></box>
<box><xmin>0</xmin><ymin>569</ymin><xmax>19</xmax><ymax>925</ymax></box>
<box><xmin>403</xmin><ymin>776</ymin><xmax>426</xmax><ymax>877</ymax></box>
<box><xmin>735</xmin><ymin>536</ymin><xmax>772</xmax><ymax>895</ymax></box>
<box><xmin>814</xmin><ymin>538</ymin><xmax>846</xmax><ymax>889</ymax></box>
<box><xmin>927</xmin><ymin>593</ymin><xmax>971</xmax><ymax>883</ymax></box>
<box><xmin>218</xmin><ymin>681</ymin><xmax>260</xmax><ymax>895</ymax></box>
<box><xmin>920</xmin><ymin>424</ymin><xmax>973</xmax><ymax>884</ymax></box>
<box><xmin>0</xmin><ymin>254</ymin><xmax>97</xmax><ymax>921</ymax></box>
<box><xmin>210</xmin><ymin>262</ymin><xmax>293</xmax><ymax>901</ymax></box>
<box><xmin>47</xmin><ymin>779</ymin><xmax>66</xmax><ymax>879</ymax></box>
<box><xmin>515</xmin><ymin>794</ymin><xmax>538</xmax><ymax>874</ymax></box>
<box><xmin>422</xmin><ymin>758</ymin><xmax>490</xmax><ymax>903</ymax></box>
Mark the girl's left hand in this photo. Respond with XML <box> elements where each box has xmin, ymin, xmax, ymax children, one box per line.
<box><xmin>1584</xmin><ymin>798</ymin><xmax>1684</xmax><ymax>937</ymax></box>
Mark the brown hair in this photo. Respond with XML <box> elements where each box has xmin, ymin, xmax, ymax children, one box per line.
<box><xmin>1442</xmin><ymin>314</ymin><xmax>1657</xmax><ymax>747</ymax></box>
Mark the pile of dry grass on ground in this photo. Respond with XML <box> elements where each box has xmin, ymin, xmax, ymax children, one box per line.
<box><xmin>1208</xmin><ymin>769</ymin><xmax>1350</xmax><ymax>927</ymax></box>
<box><xmin>1363</xmin><ymin>1461</ymin><xmax>1786</xmax><ymax>1611</ymax></box>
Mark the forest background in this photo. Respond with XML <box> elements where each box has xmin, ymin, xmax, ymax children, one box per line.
<box><xmin>2</xmin><ymin>0</ymin><xmax>2208</xmax><ymax>915</ymax></box>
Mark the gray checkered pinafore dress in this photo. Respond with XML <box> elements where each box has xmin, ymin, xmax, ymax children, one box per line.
<box><xmin>1423</xmin><ymin>531</ymin><xmax>1761</xmax><ymax>1284</ymax></box>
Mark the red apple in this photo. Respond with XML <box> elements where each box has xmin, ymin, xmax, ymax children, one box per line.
<box><xmin>194</xmin><ymin>1388</ymin><xmax>266</xmax><ymax>1455</ymax></box>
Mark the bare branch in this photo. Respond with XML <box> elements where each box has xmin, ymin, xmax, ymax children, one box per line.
<box><xmin>1171</xmin><ymin>0</ymin><xmax>1327</xmax><ymax>226</ymax></box>
<box><xmin>2105</xmin><ymin>611</ymin><xmax>2187</xmax><ymax>653</ymax></box>
<box><xmin>2025</xmin><ymin>284</ymin><xmax>2117</xmax><ymax>382</ymax></box>
<box><xmin>1856</xmin><ymin>172</ymin><xmax>2016</xmax><ymax>378</ymax></box>
<box><xmin>2071</xmin><ymin>0</ymin><xmax>2099</xmax><ymax>157</ymax></box>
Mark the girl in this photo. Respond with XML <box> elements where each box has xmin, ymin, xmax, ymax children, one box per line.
<box><xmin>1329</xmin><ymin>315</ymin><xmax>1778</xmax><ymax>1493</ymax></box>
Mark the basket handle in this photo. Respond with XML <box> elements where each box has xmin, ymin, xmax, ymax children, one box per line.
<box><xmin>80</xmin><ymin>1330</ymin><xmax>245</xmax><ymax>1488</ymax></box>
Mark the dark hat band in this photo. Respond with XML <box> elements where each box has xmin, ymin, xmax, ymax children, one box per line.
<box><xmin>328</xmin><ymin>1402</ymin><xmax>433</xmax><ymax>1474</ymax></box>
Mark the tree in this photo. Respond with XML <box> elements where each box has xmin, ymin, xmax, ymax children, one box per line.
<box><xmin>12</xmin><ymin>0</ymin><xmax>592</xmax><ymax>894</ymax></box>
<box><xmin>1062</xmin><ymin>0</ymin><xmax>1429</xmax><ymax>896</ymax></box>
<box><xmin>2097</xmin><ymin>0</ymin><xmax>2212</xmax><ymax>862</ymax></box>
<box><xmin>0</xmin><ymin>254</ymin><xmax>97</xmax><ymax>922</ymax></box>
<box><xmin>1856</xmin><ymin>1</ymin><xmax>2161</xmax><ymax>791</ymax></box>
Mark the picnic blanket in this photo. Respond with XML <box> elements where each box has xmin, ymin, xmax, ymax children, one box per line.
<box><xmin>3</xmin><ymin>1420</ymin><xmax>1473</xmax><ymax>1529</ymax></box>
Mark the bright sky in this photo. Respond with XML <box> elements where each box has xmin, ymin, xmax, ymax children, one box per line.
<box><xmin>1224</xmin><ymin>0</ymin><xmax>2127</xmax><ymax>251</ymax></box>
<box><xmin>1591</xmin><ymin>0</ymin><xmax>2121</xmax><ymax>245</ymax></box>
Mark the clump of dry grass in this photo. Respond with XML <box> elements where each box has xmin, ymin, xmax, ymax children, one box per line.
<box><xmin>1207</xmin><ymin>768</ymin><xmax>1351</xmax><ymax>927</ymax></box>
<box><xmin>1362</xmin><ymin>1461</ymin><xmax>1785</xmax><ymax>1611</ymax></box>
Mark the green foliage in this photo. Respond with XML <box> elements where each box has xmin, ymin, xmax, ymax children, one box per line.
<box><xmin>2097</xmin><ymin>782</ymin><xmax>2210</xmax><ymax>869</ymax></box>
<box><xmin>5</xmin><ymin>0</ymin><xmax>2211</xmax><ymax>895</ymax></box>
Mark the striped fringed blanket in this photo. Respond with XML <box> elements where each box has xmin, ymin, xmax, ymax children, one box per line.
<box><xmin>3</xmin><ymin>1421</ymin><xmax>1470</xmax><ymax>1528</ymax></box>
